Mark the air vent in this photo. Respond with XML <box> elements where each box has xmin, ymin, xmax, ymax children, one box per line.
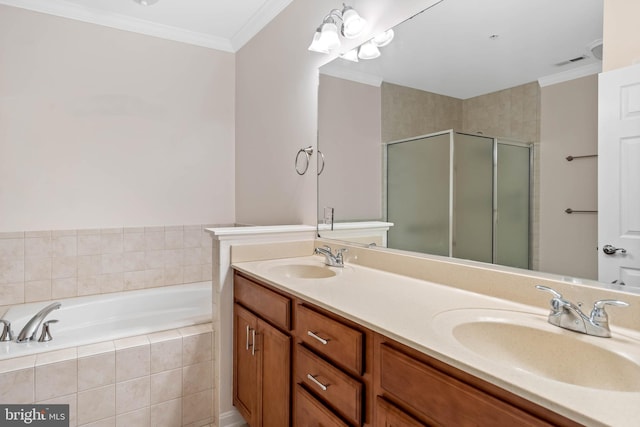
<box><xmin>555</xmin><ymin>55</ymin><xmax>588</xmax><ymax>67</ymax></box>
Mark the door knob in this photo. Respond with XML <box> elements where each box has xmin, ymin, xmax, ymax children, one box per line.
<box><xmin>603</xmin><ymin>244</ymin><xmax>627</xmax><ymax>255</ymax></box>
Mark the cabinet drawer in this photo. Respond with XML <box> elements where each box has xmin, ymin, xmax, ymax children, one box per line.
<box><xmin>379</xmin><ymin>344</ymin><xmax>551</xmax><ymax>426</ymax></box>
<box><xmin>297</xmin><ymin>305</ymin><xmax>363</xmax><ymax>375</ymax></box>
<box><xmin>234</xmin><ymin>273</ymin><xmax>291</xmax><ymax>330</ymax></box>
<box><xmin>296</xmin><ymin>345</ymin><xmax>363</xmax><ymax>426</ymax></box>
<box><xmin>295</xmin><ymin>384</ymin><xmax>349</xmax><ymax>427</ymax></box>
<box><xmin>375</xmin><ymin>397</ymin><xmax>426</xmax><ymax>427</ymax></box>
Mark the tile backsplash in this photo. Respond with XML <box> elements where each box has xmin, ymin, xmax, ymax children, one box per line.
<box><xmin>0</xmin><ymin>225</ymin><xmax>217</xmax><ymax>308</ymax></box>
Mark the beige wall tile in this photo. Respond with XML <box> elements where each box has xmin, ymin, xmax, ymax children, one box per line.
<box><xmin>122</xmin><ymin>251</ymin><xmax>145</xmax><ymax>272</ymax></box>
<box><xmin>77</xmin><ymin>235</ymin><xmax>101</xmax><ymax>256</ymax></box>
<box><xmin>0</xmin><ymin>368</ymin><xmax>34</xmax><ymax>403</ymax></box>
<box><xmin>35</xmin><ymin>359</ymin><xmax>77</xmax><ymax>401</ymax></box>
<box><xmin>25</xmin><ymin>235</ymin><xmax>52</xmax><ymax>257</ymax></box>
<box><xmin>53</xmin><ymin>277</ymin><xmax>78</xmax><ymax>299</ymax></box>
<box><xmin>150</xmin><ymin>368</ymin><xmax>182</xmax><ymax>405</ymax></box>
<box><xmin>115</xmin><ymin>344</ymin><xmax>150</xmax><ymax>382</ymax></box>
<box><xmin>52</xmin><ymin>235</ymin><xmax>77</xmax><ymax>257</ymax></box>
<box><xmin>0</xmin><ymin>282</ymin><xmax>25</xmax><ymax>305</ymax></box>
<box><xmin>182</xmin><ymin>361</ymin><xmax>213</xmax><ymax>395</ymax></box>
<box><xmin>101</xmin><ymin>233</ymin><xmax>123</xmax><ymax>255</ymax></box>
<box><xmin>98</xmin><ymin>273</ymin><xmax>124</xmax><ymax>294</ymax></box>
<box><xmin>53</xmin><ymin>256</ymin><xmax>77</xmax><ymax>279</ymax></box>
<box><xmin>145</xmin><ymin>269</ymin><xmax>164</xmax><ymax>288</ymax></box>
<box><xmin>0</xmin><ymin>238</ymin><xmax>24</xmax><ymax>258</ymax></box>
<box><xmin>115</xmin><ymin>377</ymin><xmax>150</xmax><ymax>415</ymax></box>
<box><xmin>37</xmin><ymin>392</ymin><xmax>77</xmax><ymax>427</ymax></box>
<box><xmin>123</xmin><ymin>232</ymin><xmax>145</xmax><ymax>252</ymax></box>
<box><xmin>25</xmin><ymin>279</ymin><xmax>52</xmax><ymax>302</ymax></box>
<box><xmin>101</xmin><ymin>253</ymin><xmax>123</xmax><ymax>275</ymax></box>
<box><xmin>150</xmin><ymin>337</ymin><xmax>182</xmax><ymax>374</ymax></box>
<box><xmin>164</xmin><ymin>267</ymin><xmax>183</xmax><ymax>286</ymax></box>
<box><xmin>78</xmin><ymin>342</ymin><xmax>115</xmax><ymax>358</ymax></box>
<box><xmin>79</xmin><ymin>352</ymin><xmax>115</xmax><ymax>392</ymax></box>
<box><xmin>164</xmin><ymin>249</ymin><xmax>184</xmax><ymax>267</ymax></box>
<box><xmin>123</xmin><ymin>271</ymin><xmax>146</xmax><ymax>290</ymax></box>
<box><xmin>150</xmin><ymin>398</ymin><xmax>182</xmax><ymax>427</ymax></box>
<box><xmin>79</xmin><ymin>416</ymin><xmax>115</xmax><ymax>427</ymax></box>
<box><xmin>77</xmin><ymin>276</ymin><xmax>100</xmax><ymax>297</ymax></box>
<box><xmin>144</xmin><ymin>230</ymin><xmax>164</xmax><ymax>251</ymax></box>
<box><xmin>183</xmin><ymin>265</ymin><xmax>202</xmax><ymax>284</ymax></box>
<box><xmin>165</xmin><ymin>229</ymin><xmax>184</xmax><ymax>250</ymax></box>
<box><xmin>183</xmin><ymin>227</ymin><xmax>201</xmax><ymax>249</ymax></box>
<box><xmin>116</xmin><ymin>407</ymin><xmax>149</xmax><ymax>427</ymax></box>
<box><xmin>25</xmin><ymin>257</ymin><xmax>52</xmax><ymax>281</ymax></box>
<box><xmin>182</xmin><ymin>389</ymin><xmax>213</xmax><ymax>426</ymax></box>
<box><xmin>77</xmin><ymin>255</ymin><xmax>101</xmax><ymax>277</ymax></box>
<box><xmin>77</xmin><ymin>384</ymin><xmax>115</xmax><ymax>426</ymax></box>
<box><xmin>145</xmin><ymin>250</ymin><xmax>164</xmax><ymax>270</ymax></box>
<box><xmin>182</xmin><ymin>332</ymin><xmax>212</xmax><ymax>366</ymax></box>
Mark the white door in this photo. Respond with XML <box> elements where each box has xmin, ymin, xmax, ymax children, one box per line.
<box><xmin>598</xmin><ymin>63</ymin><xmax>640</xmax><ymax>287</ymax></box>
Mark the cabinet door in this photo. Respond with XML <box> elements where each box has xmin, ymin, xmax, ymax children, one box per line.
<box><xmin>234</xmin><ymin>304</ymin><xmax>259</xmax><ymax>426</ymax></box>
<box><xmin>375</xmin><ymin>397</ymin><xmax>426</xmax><ymax>427</ymax></box>
<box><xmin>259</xmin><ymin>318</ymin><xmax>291</xmax><ymax>427</ymax></box>
<box><xmin>295</xmin><ymin>384</ymin><xmax>349</xmax><ymax>427</ymax></box>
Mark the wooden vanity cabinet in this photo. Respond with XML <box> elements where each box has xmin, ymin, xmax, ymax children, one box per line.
<box><xmin>233</xmin><ymin>271</ymin><xmax>582</xmax><ymax>427</ymax></box>
<box><xmin>373</xmin><ymin>335</ymin><xmax>583</xmax><ymax>427</ymax></box>
<box><xmin>233</xmin><ymin>273</ymin><xmax>292</xmax><ymax>427</ymax></box>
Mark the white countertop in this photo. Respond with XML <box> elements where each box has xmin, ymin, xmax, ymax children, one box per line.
<box><xmin>233</xmin><ymin>255</ymin><xmax>640</xmax><ymax>427</ymax></box>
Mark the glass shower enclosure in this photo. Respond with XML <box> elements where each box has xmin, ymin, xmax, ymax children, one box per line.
<box><xmin>385</xmin><ymin>130</ymin><xmax>532</xmax><ymax>269</ymax></box>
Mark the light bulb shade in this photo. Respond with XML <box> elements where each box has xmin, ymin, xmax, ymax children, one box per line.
<box><xmin>341</xmin><ymin>7</ymin><xmax>366</xmax><ymax>38</ymax></box>
<box><xmin>319</xmin><ymin>22</ymin><xmax>341</xmax><ymax>50</ymax></box>
<box><xmin>341</xmin><ymin>49</ymin><xmax>359</xmax><ymax>62</ymax></box>
<box><xmin>308</xmin><ymin>30</ymin><xmax>329</xmax><ymax>53</ymax></box>
<box><xmin>358</xmin><ymin>41</ymin><xmax>381</xmax><ymax>60</ymax></box>
<box><xmin>372</xmin><ymin>29</ymin><xmax>394</xmax><ymax>47</ymax></box>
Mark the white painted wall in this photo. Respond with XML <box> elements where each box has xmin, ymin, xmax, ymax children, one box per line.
<box><xmin>0</xmin><ymin>5</ymin><xmax>236</xmax><ymax>231</ymax></box>
<box><xmin>539</xmin><ymin>75</ymin><xmax>598</xmax><ymax>279</ymax></box>
<box><xmin>234</xmin><ymin>0</ymin><xmax>442</xmax><ymax>226</ymax></box>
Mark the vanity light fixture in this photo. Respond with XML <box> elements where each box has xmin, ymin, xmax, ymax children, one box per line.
<box><xmin>342</xmin><ymin>29</ymin><xmax>394</xmax><ymax>61</ymax></box>
<box><xmin>308</xmin><ymin>4</ymin><xmax>367</xmax><ymax>53</ymax></box>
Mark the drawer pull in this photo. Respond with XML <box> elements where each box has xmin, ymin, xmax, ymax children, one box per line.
<box><xmin>307</xmin><ymin>330</ymin><xmax>329</xmax><ymax>345</ymax></box>
<box><xmin>306</xmin><ymin>374</ymin><xmax>328</xmax><ymax>391</ymax></box>
<box><xmin>251</xmin><ymin>328</ymin><xmax>257</xmax><ymax>356</ymax></box>
<box><xmin>245</xmin><ymin>325</ymin><xmax>251</xmax><ymax>351</ymax></box>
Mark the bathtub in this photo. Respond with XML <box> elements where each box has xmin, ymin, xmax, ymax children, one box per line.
<box><xmin>0</xmin><ymin>281</ymin><xmax>212</xmax><ymax>360</ymax></box>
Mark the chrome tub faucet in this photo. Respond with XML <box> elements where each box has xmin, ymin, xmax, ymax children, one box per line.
<box><xmin>16</xmin><ymin>302</ymin><xmax>61</xmax><ymax>343</ymax></box>
<box><xmin>314</xmin><ymin>245</ymin><xmax>347</xmax><ymax>267</ymax></box>
<box><xmin>536</xmin><ymin>285</ymin><xmax>628</xmax><ymax>338</ymax></box>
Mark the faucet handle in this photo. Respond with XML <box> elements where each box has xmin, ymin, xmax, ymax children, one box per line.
<box><xmin>38</xmin><ymin>319</ymin><xmax>58</xmax><ymax>342</ymax></box>
<box><xmin>0</xmin><ymin>319</ymin><xmax>13</xmax><ymax>342</ymax></box>
<box><xmin>535</xmin><ymin>285</ymin><xmax>567</xmax><ymax>313</ymax></box>
<box><xmin>590</xmin><ymin>300</ymin><xmax>629</xmax><ymax>323</ymax></box>
<box><xmin>535</xmin><ymin>285</ymin><xmax>563</xmax><ymax>299</ymax></box>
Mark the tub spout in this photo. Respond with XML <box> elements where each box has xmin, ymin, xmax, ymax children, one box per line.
<box><xmin>16</xmin><ymin>302</ymin><xmax>61</xmax><ymax>343</ymax></box>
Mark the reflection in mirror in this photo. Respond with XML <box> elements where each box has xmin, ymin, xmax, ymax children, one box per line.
<box><xmin>317</xmin><ymin>0</ymin><xmax>603</xmax><ymax>280</ymax></box>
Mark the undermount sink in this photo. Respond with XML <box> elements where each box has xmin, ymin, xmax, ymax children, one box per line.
<box><xmin>267</xmin><ymin>263</ymin><xmax>337</xmax><ymax>279</ymax></box>
<box><xmin>433</xmin><ymin>309</ymin><xmax>640</xmax><ymax>392</ymax></box>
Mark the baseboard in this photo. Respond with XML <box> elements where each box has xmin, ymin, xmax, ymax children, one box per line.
<box><xmin>220</xmin><ymin>409</ymin><xmax>247</xmax><ymax>427</ymax></box>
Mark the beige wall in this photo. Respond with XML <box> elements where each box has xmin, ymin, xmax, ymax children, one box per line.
<box><xmin>381</xmin><ymin>82</ymin><xmax>462</xmax><ymax>142</ymax></box>
<box><xmin>381</xmin><ymin>81</ymin><xmax>539</xmax><ymax>144</ymax></box>
<box><xmin>539</xmin><ymin>75</ymin><xmax>598</xmax><ymax>279</ymax></box>
<box><xmin>463</xmin><ymin>82</ymin><xmax>540</xmax><ymax>143</ymax></box>
<box><xmin>0</xmin><ymin>6</ymin><xmax>235</xmax><ymax>232</ymax></box>
<box><xmin>603</xmin><ymin>0</ymin><xmax>640</xmax><ymax>71</ymax></box>
<box><xmin>318</xmin><ymin>75</ymin><xmax>382</xmax><ymax>221</ymax></box>
<box><xmin>235</xmin><ymin>0</ymin><xmax>442</xmax><ymax>226</ymax></box>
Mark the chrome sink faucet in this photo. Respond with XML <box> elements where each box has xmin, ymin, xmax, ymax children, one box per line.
<box><xmin>16</xmin><ymin>302</ymin><xmax>61</xmax><ymax>343</ymax></box>
<box><xmin>536</xmin><ymin>285</ymin><xmax>628</xmax><ymax>338</ymax></box>
<box><xmin>314</xmin><ymin>245</ymin><xmax>347</xmax><ymax>267</ymax></box>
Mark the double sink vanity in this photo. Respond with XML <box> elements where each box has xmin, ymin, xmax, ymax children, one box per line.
<box><xmin>230</xmin><ymin>240</ymin><xmax>640</xmax><ymax>426</ymax></box>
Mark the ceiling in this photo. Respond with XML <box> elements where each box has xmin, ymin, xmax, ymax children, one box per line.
<box><xmin>0</xmin><ymin>0</ymin><xmax>293</xmax><ymax>51</ymax></box>
<box><xmin>321</xmin><ymin>0</ymin><xmax>604</xmax><ymax>99</ymax></box>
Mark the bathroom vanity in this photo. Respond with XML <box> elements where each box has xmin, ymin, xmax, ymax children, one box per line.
<box><xmin>230</xmin><ymin>249</ymin><xmax>639</xmax><ymax>426</ymax></box>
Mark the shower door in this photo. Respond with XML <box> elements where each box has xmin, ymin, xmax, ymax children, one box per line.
<box><xmin>385</xmin><ymin>132</ymin><xmax>531</xmax><ymax>269</ymax></box>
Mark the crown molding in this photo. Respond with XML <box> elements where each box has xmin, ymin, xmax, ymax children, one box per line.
<box><xmin>538</xmin><ymin>62</ymin><xmax>602</xmax><ymax>87</ymax></box>
<box><xmin>230</xmin><ymin>0</ymin><xmax>293</xmax><ymax>51</ymax></box>
<box><xmin>0</xmin><ymin>0</ymin><xmax>235</xmax><ymax>51</ymax></box>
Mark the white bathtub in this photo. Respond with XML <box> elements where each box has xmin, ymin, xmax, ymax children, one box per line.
<box><xmin>0</xmin><ymin>281</ymin><xmax>212</xmax><ymax>360</ymax></box>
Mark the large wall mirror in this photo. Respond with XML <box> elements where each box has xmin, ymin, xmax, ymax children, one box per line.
<box><xmin>317</xmin><ymin>0</ymin><xmax>604</xmax><ymax>282</ymax></box>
